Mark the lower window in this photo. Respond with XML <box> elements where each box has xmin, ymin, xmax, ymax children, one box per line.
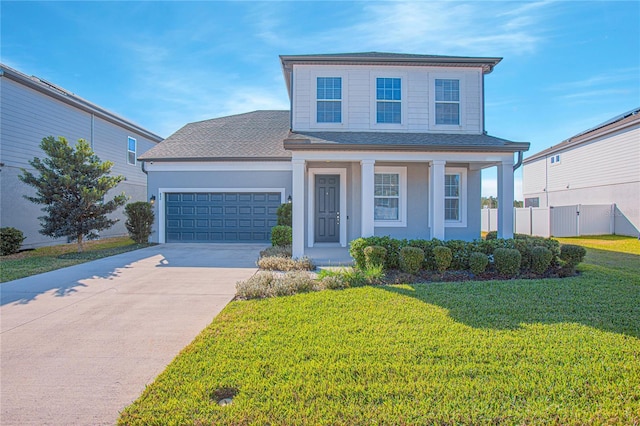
<box><xmin>374</xmin><ymin>166</ymin><xmax>407</xmax><ymax>226</ymax></box>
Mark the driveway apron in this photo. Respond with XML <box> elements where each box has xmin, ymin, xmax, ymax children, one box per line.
<box><xmin>0</xmin><ymin>243</ymin><xmax>263</xmax><ymax>425</ymax></box>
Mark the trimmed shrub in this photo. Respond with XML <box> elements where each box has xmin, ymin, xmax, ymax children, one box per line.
<box><xmin>494</xmin><ymin>248</ymin><xmax>521</xmax><ymax>276</ymax></box>
<box><xmin>364</xmin><ymin>245</ymin><xmax>387</xmax><ymax>269</ymax></box>
<box><xmin>349</xmin><ymin>238</ymin><xmax>369</xmax><ymax>269</ymax></box>
<box><xmin>260</xmin><ymin>245</ymin><xmax>292</xmax><ymax>258</ymax></box>
<box><xmin>399</xmin><ymin>246</ymin><xmax>424</xmax><ymax>274</ymax></box>
<box><xmin>124</xmin><ymin>202</ymin><xmax>154</xmax><ymax>244</ymax></box>
<box><xmin>272</xmin><ymin>271</ymin><xmax>318</xmax><ymax>296</ymax></box>
<box><xmin>485</xmin><ymin>231</ymin><xmax>498</xmax><ymax>240</ymax></box>
<box><xmin>271</xmin><ymin>225</ymin><xmax>292</xmax><ymax>247</ymax></box>
<box><xmin>408</xmin><ymin>238</ymin><xmax>444</xmax><ymax>271</ymax></box>
<box><xmin>531</xmin><ymin>246</ymin><xmax>553</xmax><ymax>274</ymax></box>
<box><xmin>468</xmin><ymin>251</ymin><xmax>489</xmax><ymax>275</ymax></box>
<box><xmin>276</xmin><ymin>203</ymin><xmax>292</xmax><ymax>226</ymax></box>
<box><xmin>433</xmin><ymin>246</ymin><xmax>452</xmax><ymax>273</ymax></box>
<box><xmin>350</xmin><ymin>236</ymin><xmax>406</xmax><ymax>269</ymax></box>
<box><xmin>0</xmin><ymin>227</ymin><xmax>25</xmax><ymax>255</ymax></box>
<box><xmin>236</xmin><ymin>272</ymin><xmax>275</xmax><ymax>299</ymax></box>
<box><xmin>446</xmin><ymin>240</ymin><xmax>472</xmax><ymax>270</ymax></box>
<box><xmin>560</xmin><ymin>244</ymin><xmax>587</xmax><ymax>268</ymax></box>
<box><xmin>258</xmin><ymin>256</ymin><xmax>315</xmax><ymax>271</ymax></box>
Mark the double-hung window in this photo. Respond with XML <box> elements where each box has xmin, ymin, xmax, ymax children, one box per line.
<box><xmin>317</xmin><ymin>77</ymin><xmax>342</xmax><ymax>123</ymax></box>
<box><xmin>435</xmin><ymin>79</ymin><xmax>460</xmax><ymax>125</ymax></box>
<box><xmin>376</xmin><ymin>77</ymin><xmax>401</xmax><ymax>124</ymax></box>
<box><xmin>444</xmin><ymin>173</ymin><xmax>461</xmax><ymax>221</ymax></box>
<box><xmin>127</xmin><ymin>136</ymin><xmax>136</xmax><ymax>165</ymax></box>
<box><xmin>374</xmin><ymin>166</ymin><xmax>407</xmax><ymax>226</ymax></box>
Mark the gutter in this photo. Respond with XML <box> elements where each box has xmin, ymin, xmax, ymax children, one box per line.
<box><xmin>283</xmin><ymin>141</ymin><xmax>530</xmax><ymax>153</ymax></box>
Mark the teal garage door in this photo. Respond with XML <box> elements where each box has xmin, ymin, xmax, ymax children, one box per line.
<box><xmin>165</xmin><ymin>192</ymin><xmax>281</xmax><ymax>242</ymax></box>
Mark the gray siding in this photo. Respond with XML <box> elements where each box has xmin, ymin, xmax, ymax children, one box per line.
<box><xmin>523</xmin><ymin>123</ymin><xmax>640</xmax><ymax>235</ymax></box>
<box><xmin>0</xmin><ymin>76</ymin><xmax>160</xmax><ymax>248</ymax></box>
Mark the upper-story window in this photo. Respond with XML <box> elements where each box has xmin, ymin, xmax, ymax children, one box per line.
<box><xmin>317</xmin><ymin>77</ymin><xmax>342</xmax><ymax>123</ymax></box>
<box><xmin>376</xmin><ymin>78</ymin><xmax>401</xmax><ymax>124</ymax></box>
<box><xmin>127</xmin><ymin>136</ymin><xmax>136</xmax><ymax>165</ymax></box>
<box><xmin>435</xmin><ymin>79</ymin><xmax>460</xmax><ymax>125</ymax></box>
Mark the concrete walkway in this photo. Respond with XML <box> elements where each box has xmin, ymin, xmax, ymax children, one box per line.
<box><xmin>0</xmin><ymin>243</ymin><xmax>264</xmax><ymax>425</ymax></box>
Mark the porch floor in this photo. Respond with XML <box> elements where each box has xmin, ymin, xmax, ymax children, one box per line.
<box><xmin>304</xmin><ymin>246</ymin><xmax>354</xmax><ymax>267</ymax></box>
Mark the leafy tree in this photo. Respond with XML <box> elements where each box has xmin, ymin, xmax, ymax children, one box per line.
<box><xmin>19</xmin><ymin>136</ymin><xmax>127</xmax><ymax>252</ymax></box>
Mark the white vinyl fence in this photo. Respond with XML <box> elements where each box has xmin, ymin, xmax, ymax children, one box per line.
<box><xmin>481</xmin><ymin>204</ymin><xmax>616</xmax><ymax>237</ymax></box>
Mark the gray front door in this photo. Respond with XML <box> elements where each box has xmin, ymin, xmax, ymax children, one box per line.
<box><xmin>315</xmin><ymin>175</ymin><xmax>340</xmax><ymax>243</ymax></box>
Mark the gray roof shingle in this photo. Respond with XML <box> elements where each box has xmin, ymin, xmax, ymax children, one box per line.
<box><xmin>139</xmin><ymin>110</ymin><xmax>529</xmax><ymax>161</ymax></box>
<box><xmin>138</xmin><ymin>110</ymin><xmax>292</xmax><ymax>161</ymax></box>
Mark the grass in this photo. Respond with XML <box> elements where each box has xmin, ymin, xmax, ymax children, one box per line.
<box><xmin>0</xmin><ymin>237</ymin><xmax>153</xmax><ymax>282</ymax></box>
<box><xmin>119</xmin><ymin>236</ymin><xmax>640</xmax><ymax>425</ymax></box>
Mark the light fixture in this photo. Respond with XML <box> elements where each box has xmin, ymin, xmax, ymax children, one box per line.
<box><xmin>150</xmin><ymin>195</ymin><xmax>156</xmax><ymax>205</ymax></box>
<box><xmin>287</xmin><ymin>195</ymin><xmax>292</xmax><ymax>203</ymax></box>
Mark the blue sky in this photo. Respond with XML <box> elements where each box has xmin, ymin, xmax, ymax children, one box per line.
<box><xmin>2</xmin><ymin>1</ymin><xmax>639</xmax><ymax>198</ymax></box>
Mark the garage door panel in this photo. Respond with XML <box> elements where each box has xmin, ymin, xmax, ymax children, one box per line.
<box><xmin>166</xmin><ymin>192</ymin><xmax>280</xmax><ymax>242</ymax></box>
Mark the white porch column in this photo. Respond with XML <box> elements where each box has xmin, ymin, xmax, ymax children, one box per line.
<box><xmin>429</xmin><ymin>160</ymin><xmax>446</xmax><ymax>240</ymax></box>
<box><xmin>430</xmin><ymin>160</ymin><xmax>446</xmax><ymax>240</ymax></box>
<box><xmin>361</xmin><ymin>159</ymin><xmax>375</xmax><ymax>237</ymax></box>
<box><xmin>292</xmin><ymin>159</ymin><xmax>306</xmax><ymax>258</ymax></box>
<box><xmin>497</xmin><ymin>160</ymin><xmax>515</xmax><ymax>239</ymax></box>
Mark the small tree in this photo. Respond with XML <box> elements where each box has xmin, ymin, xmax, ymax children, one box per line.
<box><xmin>124</xmin><ymin>202</ymin><xmax>154</xmax><ymax>244</ymax></box>
<box><xmin>19</xmin><ymin>136</ymin><xmax>127</xmax><ymax>252</ymax></box>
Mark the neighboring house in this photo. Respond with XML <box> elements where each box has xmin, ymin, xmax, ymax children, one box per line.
<box><xmin>522</xmin><ymin>108</ymin><xmax>640</xmax><ymax>237</ymax></box>
<box><xmin>140</xmin><ymin>52</ymin><xmax>529</xmax><ymax>258</ymax></box>
<box><xmin>0</xmin><ymin>64</ymin><xmax>163</xmax><ymax>249</ymax></box>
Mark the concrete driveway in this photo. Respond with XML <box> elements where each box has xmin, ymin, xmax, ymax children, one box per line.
<box><xmin>0</xmin><ymin>243</ymin><xmax>264</xmax><ymax>425</ymax></box>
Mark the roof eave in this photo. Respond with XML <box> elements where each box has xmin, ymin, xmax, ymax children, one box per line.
<box><xmin>138</xmin><ymin>156</ymin><xmax>292</xmax><ymax>162</ymax></box>
<box><xmin>283</xmin><ymin>140</ymin><xmax>530</xmax><ymax>153</ymax></box>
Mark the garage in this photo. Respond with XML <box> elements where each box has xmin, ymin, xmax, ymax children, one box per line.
<box><xmin>165</xmin><ymin>192</ymin><xmax>281</xmax><ymax>242</ymax></box>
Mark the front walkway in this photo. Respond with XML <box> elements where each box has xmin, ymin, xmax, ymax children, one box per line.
<box><xmin>0</xmin><ymin>244</ymin><xmax>264</xmax><ymax>426</ymax></box>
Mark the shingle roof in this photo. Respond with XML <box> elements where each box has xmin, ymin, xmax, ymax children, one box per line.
<box><xmin>138</xmin><ymin>110</ymin><xmax>292</xmax><ymax>161</ymax></box>
<box><xmin>524</xmin><ymin>107</ymin><xmax>640</xmax><ymax>163</ymax></box>
<box><xmin>139</xmin><ymin>109</ymin><xmax>529</xmax><ymax>161</ymax></box>
<box><xmin>285</xmin><ymin>131</ymin><xmax>530</xmax><ymax>153</ymax></box>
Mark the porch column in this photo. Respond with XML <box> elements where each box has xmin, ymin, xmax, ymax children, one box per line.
<box><xmin>361</xmin><ymin>159</ymin><xmax>375</xmax><ymax>237</ymax></box>
<box><xmin>430</xmin><ymin>160</ymin><xmax>446</xmax><ymax>240</ymax></box>
<box><xmin>292</xmin><ymin>159</ymin><xmax>305</xmax><ymax>258</ymax></box>
<box><xmin>497</xmin><ymin>160</ymin><xmax>514</xmax><ymax>239</ymax></box>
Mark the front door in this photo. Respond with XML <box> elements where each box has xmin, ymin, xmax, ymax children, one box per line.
<box><xmin>315</xmin><ymin>175</ymin><xmax>340</xmax><ymax>243</ymax></box>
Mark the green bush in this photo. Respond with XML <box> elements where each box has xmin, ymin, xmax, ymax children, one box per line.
<box><xmin>258</xmin><ymin>256</ymin><xmax>315</xmax><ymax>271</ymax></box>
<box><xmin>530</xmin><ymin>246</ymin><xmax>553</xmax><ymax>274</ymax></box>
<box><xmin>445</xmin><ymin>240</ymin><xmax>472</xmax><ymax>270</ymax></box>
<box><xmin>276</xmin><ymin>203</ymin><xmax>292</xmax><ymax>226</ymax></box>
<box><xmin>399</xmin><ymin>246</ymin><xmax>424</xmax><ymax>274</ymax></box>
<box><xmin>260</xmin><ymin>245</ymin><xmax>292</xmax><ymax>258</ymax></box>
<box><xmin>468</xmin><ymin>251</ymin><xmax>489</xmax><ymax>275</ymax></box>
<box><xmin>271</xmin><ymin>225</ymin><xmax>292</xmax><ymax>247</ymax></box>
<box><xmin>494</xmin><ymin>248</ymin><xmax>521</xmax><ymax>276</ymax></box>
<box><xmin>560</xmin><ymin>244</ymin><xmax>587</xmax><ymax>267</ymax></box>
<box><xmin>0</xmin><ymin>227</ymin><xmax>25</xmax><ymax>255</ymax></box>
<box><xmin>408</xmin><ymin>238</ymin><xmax>444</xmax><ymax>271</ymax></box>
<box><xmin>124</xmin><ymin>202</ymin><xmax>154</xmax><ymax>244</ymax></box>
<box><xmin>350</xmin><ymin>236</ymin><xmax>405</xmax><ymax>269</ymax></box>
<box><xmin>349</xmin><ymin>238</ymin><xmax>369</xmax><ymax>269</ymax></box>
<box><xmin>364</xmin><ymin>245</ymin><xmax>387</xmax><ymax>269</ymax></box>
<box><xmin>485</xmin><ymin>231</ymin><xmax>498</xmax><ymax>240</ymax></box>
<box><xmin>433</xmin><ymin>246</ymin><xmax>452</xmax><ymax>272</ymax></box>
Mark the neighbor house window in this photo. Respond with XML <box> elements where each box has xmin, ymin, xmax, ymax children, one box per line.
<box><xmin>525</xmin><ymin>197</ymin><xmax>540</xmax><ymax>208</ymax></box>
<box><xmin>374</xmin><ymin>166</ymin><xmax>407</xmax><ymax>226</ymax></box>
<box><xmin>376</xmin><ymin>78</ymin><xmax>401</xmax><ymax>124</ymax></box>
<box><xmin>435</xmin><ymin>79</ymin><xmax>460</xmax><ymax>125</ymax></box>
<box><xmin>317</xmin><ymin>77</ymin><xmax>342</xmax><ymax>123</ymax></box>
<box><xmin>445</xmin><ymin>173</ymin><xmax>461</xmax><ymax>221</ymax></box>
<box><xmin>127</xmin><ymin>137</ymin><xmax>136</xmax><ymax>165</ymax></box>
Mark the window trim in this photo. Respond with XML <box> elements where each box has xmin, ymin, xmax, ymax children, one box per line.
<box><xmin>374</xmin><ymin>166</ymin><xmax>407</xmax><ymax>227</ymax></box>
<box><xmin>429</xmin><ymin>73</ymin><xmax>465</xmax><ymax>130</ymax></box>
<box><xmin>444</xmin><ymin>167</ymin><xmax>467</xmax><ymax>227</ymax></box>
<box><xmin>127</xmin><ymin>136</ymin><xmax>137</xmax><ymax>166</ymax></box>
<box><xmin>369</xmin><ymin>72</ymin><xmax>407</xmax><ymax>129</ymax></box>
<box><xmin>310</xmin><ymin>71</ymin><xmax>347</xmax><ymax>128</ymax></box>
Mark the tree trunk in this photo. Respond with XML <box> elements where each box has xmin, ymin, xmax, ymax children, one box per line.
<box><xmin>77</xmin><ymin>234</ymin><xmax>84</xmax><ymax>253</ymax></box>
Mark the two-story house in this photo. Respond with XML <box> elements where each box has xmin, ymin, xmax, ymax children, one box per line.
<box><xmin>0</xmin><ymin>64</ymin><xmax>163</xmax><ymax>248</ymax></box>
<box><xmin>139</xmin><ymin>52</ymin><xmax>529</xmax><ymax>259</ymax></box>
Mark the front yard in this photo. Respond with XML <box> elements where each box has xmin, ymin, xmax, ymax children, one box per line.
<box><xmin>120</xmin><ymin>236</ymin><xmax>640</xmax><ymax>425</ymax></box>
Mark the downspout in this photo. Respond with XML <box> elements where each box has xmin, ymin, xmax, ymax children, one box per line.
<box><xmin>141</xmin><ymin>161</ymin><xmax>147</xmax><ymax>175</ymax></box>
<box><xmin>289</xmin><ymin>69</ymin><xmax>294</xmax><ymax>129</ymax></box>
<box><xmin>512</xmin><ymin>151</ymin><xmax>523</xmax><ymax>171</ymax></box>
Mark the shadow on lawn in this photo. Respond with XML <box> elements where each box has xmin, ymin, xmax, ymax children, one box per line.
<box><xmin>383</xmin><ymin>249</ymin><xmax>640</xmax><ymax>339</ymax></box>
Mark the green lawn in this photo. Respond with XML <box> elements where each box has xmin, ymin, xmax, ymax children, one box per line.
<box><xmin>119</xmin><ymin>237</ymin><xmax>640</xmax><ymax>425</ymax></box>
<box><xmin>0</xmin><ymin>237</ymin><xmax>153</xmax><ymax>282</ymax></box>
